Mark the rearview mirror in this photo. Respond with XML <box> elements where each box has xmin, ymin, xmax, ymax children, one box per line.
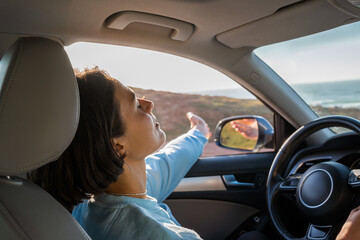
<box><xmin>214</xmin><ymin>116</ymin><xmax>273</xmax><ymax>151</ymax></box>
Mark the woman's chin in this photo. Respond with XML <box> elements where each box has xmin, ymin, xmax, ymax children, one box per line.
<box><xmin>160</xmin><ymin>130</ymin><xmax>166</xmax><ymax>142</ymax></box>
<box><xmin>159</xmin><ymin>133</ymin><xmax>167</xmax><ymax>147</ymax></box>
<box><xmin>154</xmin><ymin>131</ymin><xmax>166</xmax><ymax>151</ymax></box>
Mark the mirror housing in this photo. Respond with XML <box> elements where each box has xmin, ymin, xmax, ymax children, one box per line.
<box><xmin>214</xmin><ymin>115</ymin><xmax>274</xmax><ymax>151</ymax></box>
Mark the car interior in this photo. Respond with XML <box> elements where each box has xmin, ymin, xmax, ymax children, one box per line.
<box><xmin>1</xmin><ymin>0</ymin><xmax>360</xmax><ymax>239</ymax></box>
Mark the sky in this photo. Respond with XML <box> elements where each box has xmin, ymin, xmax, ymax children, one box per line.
<box><xmin>65</xmin><ymin>21</ymin><xmax>360</xmax><ymax>92</ymax></box>
<box><xmin>65</xmin><ymin>43</ymin><xmax>239</xmax><ymax>93</ymax></box>
<box><xmin>255</xmin><ymin>21</ymin><xmax>360</xmax><ymax>84</ymax></box>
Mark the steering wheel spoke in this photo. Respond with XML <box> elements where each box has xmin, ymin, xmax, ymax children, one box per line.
<box><xmin>305</xmin><ymin>224</ymin><xmax>333</xmax><ymax>240</ymax></box>
<box><xmin>348</xmin><ymin>169</ymin><xmax>360</xmax><ymax>191</ymax></box>
<box><xmin>278</xmin><ymin>174</ymin><xmax>302</xmax><ymax>193</ymax></box>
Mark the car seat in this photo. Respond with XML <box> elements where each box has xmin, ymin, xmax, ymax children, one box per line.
<box><xmin>0</xmin><ymin>37</ymin><xmax>90</xmax><ymax>239</ymax></box>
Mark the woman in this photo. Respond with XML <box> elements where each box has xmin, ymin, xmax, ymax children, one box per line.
<box><xmin>29</xmin><ymin>68</ymin><xmax>210</xmax><ymax>239</ymax></box>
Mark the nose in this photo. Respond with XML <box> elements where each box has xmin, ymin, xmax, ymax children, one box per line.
<box><xmin>139</xmin><ymin>98</ymin><xmax>154</xmax><ymax>113</ymax></box>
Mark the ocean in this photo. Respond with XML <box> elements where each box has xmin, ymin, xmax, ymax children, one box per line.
<box><xmin>193</xmin><ymin>80</ymin><xmax>360</xmax><ymax>109</ymax></box>
<box><xmin>292</xmin><ymin>80</ymin><xmax>360</xmax><ymax>108</ymax></box>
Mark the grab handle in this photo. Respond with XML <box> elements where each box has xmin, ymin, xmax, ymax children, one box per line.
<box><xmin>222</xmin><ymin>175</ymin><xmax>255</xmax><ymax>188</ymax></box>
<box><xmin>106</xmin><ymin>11</ymin><xmax>194</xmax><ymax>42</ymax></box>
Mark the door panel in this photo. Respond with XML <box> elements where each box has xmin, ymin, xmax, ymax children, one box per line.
<box><xmin>186</xmin><ymin>152</ymin><xmax>275</xmax><ymax>178</ymax></box>
<box><xmin>164</xmin><ymin>199</ymin><xmax>259</xmax><ymax>240</ymax></box>
<box><xmin>166</xmin><ymin>152</ymin><xmax>275</xmax><ymax>239</ymax></box>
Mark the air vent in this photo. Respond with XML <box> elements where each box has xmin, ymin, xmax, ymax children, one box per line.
<box><xmin>296</xmin><ymin>159</ymin><xmax>329</xmax><ymax>174</ymax></box>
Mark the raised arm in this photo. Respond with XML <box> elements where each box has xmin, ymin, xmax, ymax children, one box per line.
<box><xmin>146</xmin><ymin>112</ymin><xmax>210</xmax><ymax>202</ymax></box>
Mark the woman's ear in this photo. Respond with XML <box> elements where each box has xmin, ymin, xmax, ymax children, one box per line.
<box><xmin>111</xmin><ymin>137</ymin><xmax>126</xmax><ymax>156</ymax></box>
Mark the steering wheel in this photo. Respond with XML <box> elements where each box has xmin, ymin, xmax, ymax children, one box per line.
<box><xmin>266</xmin><ymin>116</ymin><xmax>360</xmax><ymax>240</ymax></box>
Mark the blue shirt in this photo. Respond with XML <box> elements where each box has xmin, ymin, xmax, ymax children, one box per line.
<box><xmin>73</xmin><ymin>129</ymin><xmax>207</xmax><ymax>240</ymax></box>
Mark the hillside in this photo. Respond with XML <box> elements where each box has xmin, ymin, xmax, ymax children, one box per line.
<box><xmin>132</xmin><ymin>87</ymin><xmax>272</xmax><ymax>142</ymax></box>
<box><xmin>132</xmin><ymin>87</ymin><xmax>360</xmax><ymax>142</ymax></box>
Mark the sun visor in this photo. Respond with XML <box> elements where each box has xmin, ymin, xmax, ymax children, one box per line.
<box><xmin>216</xmin><ymin>0</ymin><xmax>356</xmax><ymax>48</ymax></box>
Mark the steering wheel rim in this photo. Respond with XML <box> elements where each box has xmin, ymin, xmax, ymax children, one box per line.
<box><xmin>266</xmin><ymin>116</ymin><xmax>360</xmax><ymax>240</ymax></box>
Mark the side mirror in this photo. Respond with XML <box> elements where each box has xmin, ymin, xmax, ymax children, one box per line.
<box><xmin>214</xmin><ymin>115</ymin><xmax>274</xmax><ymax>151</ymax></box>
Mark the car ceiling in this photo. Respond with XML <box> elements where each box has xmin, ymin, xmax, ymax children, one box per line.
<box><xmin>0</xmin><ymin>0</ymin><xmax>356</xmax><ymax>67</ymax></box>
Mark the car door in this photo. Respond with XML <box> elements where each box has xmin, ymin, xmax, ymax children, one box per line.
<box><xmin>163</xmin><ymin>112</ymin><xmax>294</xmax><ymax>240</ymax></box>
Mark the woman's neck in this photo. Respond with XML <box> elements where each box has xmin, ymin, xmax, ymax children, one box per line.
<box><xmin>106</xmin><ymin>158</ymin><xmax>147</xmax><ymax>199</ymax></box>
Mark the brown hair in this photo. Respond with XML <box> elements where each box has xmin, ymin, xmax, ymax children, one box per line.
<box><xmin>28</xmin><ymin>68</ymin><xmax>126</xmax><ymax>212</ymax></box>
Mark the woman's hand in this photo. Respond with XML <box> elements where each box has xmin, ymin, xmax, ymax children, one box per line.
<box><xmin>336</xmin><ymin>206</ymin><xmax>360</xmax><ymax>240</ymax></box>
<box><xmin>230</xmin><ymin>119</ymin><xmax>258</xmax><ymax>140</ymax></box>
<box><xmin>186</xmin><ymin>112</ymin><xmax>211</xmax><ymax>139</ymax></box>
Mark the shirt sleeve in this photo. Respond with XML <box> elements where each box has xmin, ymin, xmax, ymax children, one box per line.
<box><xmin>146</xmin><ymin>128</ymin><xmax>208</xmax><ymax>202</ymax></box>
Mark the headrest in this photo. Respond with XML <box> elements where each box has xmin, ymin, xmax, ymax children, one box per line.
<box><xmin>0</xmin><ymin>37</ymin><xmax>79</xmax><ymax>175</ymax></box>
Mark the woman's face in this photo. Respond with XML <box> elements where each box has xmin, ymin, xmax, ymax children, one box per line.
<box><xmin>114</xmin><ymin>82</ymin><xmax>166</xmax><ymax>160</ymax></box>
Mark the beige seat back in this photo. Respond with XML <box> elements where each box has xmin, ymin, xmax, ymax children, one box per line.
<box><xmin>0</xmin><ymin>37</ymin><xmax>90</xmax><ymax>240</ymax></box>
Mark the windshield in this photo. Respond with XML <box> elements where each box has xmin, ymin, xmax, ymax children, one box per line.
<box><xmin>254</xmin><ymin>21</ymin><xmax>360</xmax><ymax>121</ymax></box>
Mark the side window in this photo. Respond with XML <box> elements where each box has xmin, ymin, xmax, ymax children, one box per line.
<box><xmin>66</xmin><ymin>43</ymin><xmax>274</xmax><ymax>157</ymax></box>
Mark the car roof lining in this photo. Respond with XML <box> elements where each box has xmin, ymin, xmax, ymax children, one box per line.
<box><xmin>0</xmin><ymin>0</ymin><xmax>349</xmax><ymax>60</ymax></box>
<box><xmin>0</xmin><ymin>1</ymin><xmax>354</xmax><ymax>78</ymax></box>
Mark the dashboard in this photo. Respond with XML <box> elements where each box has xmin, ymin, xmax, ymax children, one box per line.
<box><xmin>284</xmin><ymin>132</ymin><xmax>360</xmax><ymax>177</ymax></box>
